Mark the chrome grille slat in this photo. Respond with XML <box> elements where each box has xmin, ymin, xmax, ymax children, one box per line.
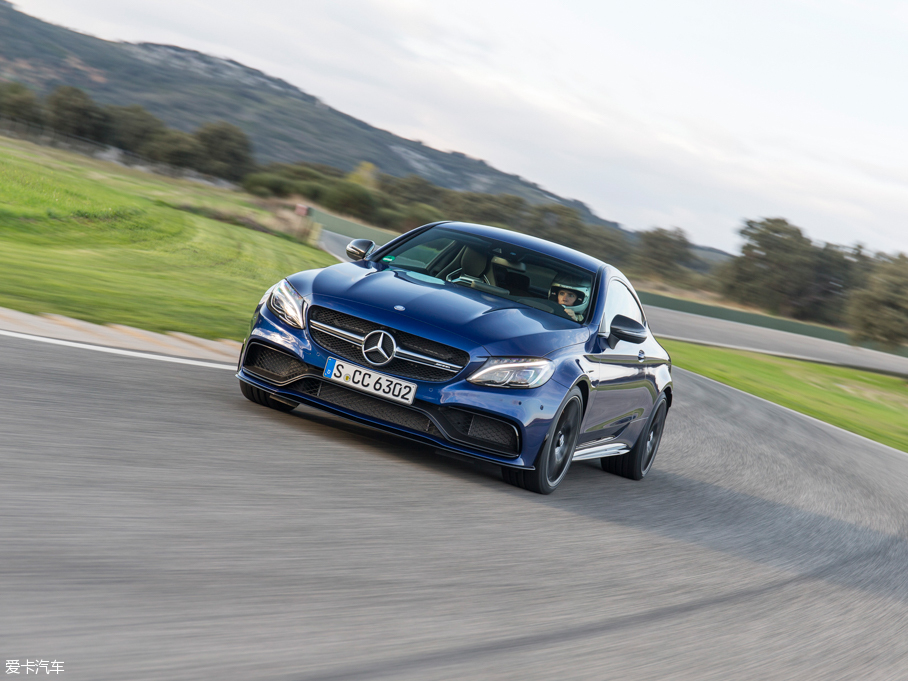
<box><xmin>308</xmin><ymin>306</ymin><xmax>469</xmax><ymax>382</ymax></box>
<box><xmin>309</xmin><ymin>320</ymin><xmax>367</xmax><ymax>346</ymax></box>
<box><xmin>311</xmin><ymin>320</ymin><xmax>461</xmax><ymax>372</ymax></box>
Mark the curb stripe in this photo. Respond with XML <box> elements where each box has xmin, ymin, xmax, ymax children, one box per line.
<box><xmin>0</xmin><ymin>329</ymin><xmax>236</xmax><ymax>370</ymax></box>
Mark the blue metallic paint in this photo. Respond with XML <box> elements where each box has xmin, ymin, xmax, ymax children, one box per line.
<box><xmin>238</xmin><ymin>222</ymin><xmax>672</xmax><ymax>472</ymax></box>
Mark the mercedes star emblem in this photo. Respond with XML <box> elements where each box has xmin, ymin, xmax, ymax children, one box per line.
<box><xmin>362</xmin><ymin>329</ymin><xmax>397</xmax><ymax>366</ymax></box>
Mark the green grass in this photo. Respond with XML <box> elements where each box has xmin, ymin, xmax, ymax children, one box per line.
<box><xmin>0</xmin><ymin>137</ymin><xmax>337</xmax><ymax>339</ymax></box>
<box><xmin>660</xmin><ymin>338</ymin><xmax>908</xmax><ymax>453</ymax></box>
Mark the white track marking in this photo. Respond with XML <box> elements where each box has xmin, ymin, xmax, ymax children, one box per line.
<box><xmin>657</xmin><ymin>335</ymin><xmax>827</xmax><ymax>364</ymax></box>
<box><xmin>674</xmin><ymin>367</ymin><xmax>908</xmax><ymax>459</ymax></box>
<box><xmin>0</xmin><ymin>329</ymin><xmax>236</xmax><ymax>370</ymax></box>
<box><xmin>2</xmin><ymin>328</ymin><xmax>903</xmax><ymax>459</ymax></box>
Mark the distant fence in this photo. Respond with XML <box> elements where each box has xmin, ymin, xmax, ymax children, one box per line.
<box><xmin>0</xmin><ymin>117</ymin><xmax>234</xmax><ymax>188</ymax></box>
<box><xmin>308</xmin><ymin>207</ymin><xmax>396</xmax><ymax>245</ymax></box>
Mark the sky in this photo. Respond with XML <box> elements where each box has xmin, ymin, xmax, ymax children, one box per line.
<box><xmin>11</xmin><ymin>0</ymin><xmax>908</xmax><ymax>254</ymax></box>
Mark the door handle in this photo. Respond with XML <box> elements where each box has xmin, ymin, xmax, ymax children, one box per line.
<box><xmin>638</xmin><ymin>350</ymin><xmax>645</xmax><ymax>362</ymax></box>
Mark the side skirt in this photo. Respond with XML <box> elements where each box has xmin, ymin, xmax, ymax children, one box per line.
<box><xmin>572</xmin><ymin>439</ymin><xmax>630</xmax><ymax>461</ymax></box>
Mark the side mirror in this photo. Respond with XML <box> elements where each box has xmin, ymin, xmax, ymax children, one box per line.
<box><xmin>601</xmin><ymin>314</ymin><xmax>647</xmax><ymax>348</ymax></box>
<box><xmin>345</xmin><ymin>239</ymin><xmax>375</xmax><ymax>261</ymax></box>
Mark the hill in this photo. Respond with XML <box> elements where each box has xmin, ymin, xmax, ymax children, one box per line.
<box><xmin>0</xmin><ymin>135</ymin><xmax>336</xmax><ymax>339</ymax></box>
<box><xmin>0</xmin><ymin>0</ymin><xmax>621</xmax><ymax>231</ymax></box>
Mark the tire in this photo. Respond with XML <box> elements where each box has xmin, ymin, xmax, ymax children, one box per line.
<box><xmin>502</xmin><ymin>387</ymin><xmax>583</xmax><ymax>495</ymax></box>
<box><xmin>239</xmin><ymin>380</ymin><xmax>297</xmax><ymax>412</ymax></box>
<box><xmin>601</xmin><ymin>393</ymin><xmax>667</xmax><ymax>480</ymax></box>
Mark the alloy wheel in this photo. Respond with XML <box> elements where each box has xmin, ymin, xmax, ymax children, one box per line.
<box><xmin>546</xmin><ymin>397</ymin><xmax>581</xmax><ymax>486</ymax></box>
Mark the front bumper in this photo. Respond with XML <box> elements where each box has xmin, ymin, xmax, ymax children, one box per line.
<box><xmin>237</xmin><ymin>306</ymin><xmax>569</xmax><ymax>469</ymax></box>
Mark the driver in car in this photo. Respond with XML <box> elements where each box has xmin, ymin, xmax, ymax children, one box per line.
<box><xmin>550</xmin><ymin>280</ymin><xmax>587</xmax><ymax>321</ymax></box>
<box><xmin>554</xmin><ymin>288</ymin><xmax>579</xmax><ymax>320</ymax></box>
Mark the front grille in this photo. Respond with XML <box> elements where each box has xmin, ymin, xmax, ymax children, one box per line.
<box><xmin>266</xmin><ymin>374</ymin><xmax>518</xmax><ymax>456</ymax></box>
<box><xmin>292</xmin><ymin>380</ymin><xmax>439</xmax><ymax>434</ymax></box>
<box><xmin>243</xmin><ymin>343</ymin><xmax>310</xmax><ymax>384</ymax></box>
<box><xmin>308</xmin><ymin>306</ymin><xmax>470</xmax><ymax>382</ymax></box>
<box><xmin>311</xmin><ymin>307</ymin><xmax>376</xmax><ymax>335</ymax></box>
<box><xmin>241</xmin><ymin>338</ymin><xmax>518</xmax><ymax>455</ymax></box>
<box><xmin>290</xmin><ymin>376</ymin><xmax>321</xmax><ymax>397</ymax></box>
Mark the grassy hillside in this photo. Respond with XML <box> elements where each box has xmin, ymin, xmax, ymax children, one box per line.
<box><xmin>0</xmin><ymin>0</ymin><xmax>620</xmax><ymax>232</ymax></box>
<box><xmin>0</xmin><ymin>136</ymin><xmax>335</xmax><ymax>339</ymax></box>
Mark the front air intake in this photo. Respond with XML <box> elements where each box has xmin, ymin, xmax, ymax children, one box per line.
<box><xmin>243</xmin><ymin>342</ymin><xmax>310</xmax><ymax>385</ymax></box>
<box><xmin>440</xmin><ymin>408</ymin><xmax>520</xmax><ymax>453</ymax></box>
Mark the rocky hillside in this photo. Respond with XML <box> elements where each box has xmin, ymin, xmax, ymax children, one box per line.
<box><xmin>0</xmin><ymin>0</ymin><xmax>621</xmax><ymax>229</ymax></box>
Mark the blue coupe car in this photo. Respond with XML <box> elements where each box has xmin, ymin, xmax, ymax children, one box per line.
<box><xmin>237</xmin><ymin>221</ymin><xmax>672</xmax><ymax>494</ymax></box>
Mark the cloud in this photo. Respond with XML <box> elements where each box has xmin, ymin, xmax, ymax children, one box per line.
<box><xmin>11</xmin><ymin>0</ymin><xmax>908</xmax><ymax>254</ymax></box>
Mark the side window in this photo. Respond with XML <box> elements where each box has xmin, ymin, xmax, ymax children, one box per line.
<box><xmin>600</xmin><ymin>281</ymin><xmax>645</xmax><ymax>335</ymax></box>
<box><xmin>392</xmin><ymin>237</ymin><xmax>455</xmax><ymax>270</ymax></box>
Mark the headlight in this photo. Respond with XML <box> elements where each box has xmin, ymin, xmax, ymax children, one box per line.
<box><xmin>267</xmin><ymin>279</ymin><xmax>306</xmax><ymax>328</ymax></box>
<box><xmin>467</xmin><ymin>357</ymin><xmax>555</xmax><ymax>389</ymax></box>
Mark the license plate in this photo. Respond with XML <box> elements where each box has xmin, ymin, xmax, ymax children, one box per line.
<box><xmin>322</xmin><ymin>357</ymin><xmax>417</xmax><ymax>405</ymax></box>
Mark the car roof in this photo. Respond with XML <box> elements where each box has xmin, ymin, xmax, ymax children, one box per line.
<box><xmin>433</xmin><ymin>221</ymin><xmax>608</xmax><ymax>273</ymax></box>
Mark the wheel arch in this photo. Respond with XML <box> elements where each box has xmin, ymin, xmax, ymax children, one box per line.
<box><xmin>572</xmin><ymin>375</ymin><xmax>592</xmax><ymax>415</ymax></box>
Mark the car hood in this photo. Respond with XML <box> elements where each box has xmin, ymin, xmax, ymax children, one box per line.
<box><xmin>289</xmin><ymin>262</ymin><xmax>590</xmax><ymax>356</ymax></box>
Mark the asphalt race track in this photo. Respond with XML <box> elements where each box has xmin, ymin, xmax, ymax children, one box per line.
<box><xmin>646</xmin><ymin>306</ymin><xmax>908</xmax><ymax>377</ymax></box>
<box><xmin>3</xmin><ymin>333</ymin><xmax>908</xmax><ymax>680</ymax></box>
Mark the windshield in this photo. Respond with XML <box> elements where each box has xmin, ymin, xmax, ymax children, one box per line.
<box><xmin>377</xmin><ymin>227</ymin><xmax>596</xmax><ymax>324</ymax></box>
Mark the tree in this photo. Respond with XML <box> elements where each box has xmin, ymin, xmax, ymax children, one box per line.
<box><xmin>143</xmin><ymin>130</ymin><xmax>204</xmax><ymax>168</ymax></box>
<box><xmin>579</xmin><ymin>225</ymin><xmax>630</xmax><ymax>266</ymax></box>
<box><xmin>347</xmin><ymin>161</ymin><xmax>379</xmax><ymax>190</ymax></box>
<box><xmin>720</xmin><ymin>218</ymin><xmax>866</xmax><ymax>323</ymax></box>
<box><xmin>193</xmin><ymin>121</ymin><xmax>253</xmax><ymax>181</ymax></box>
<box><xmin>526</xmin><ymin>203</ymin><xmax>584</xmax><ymax>245</ymax></box>
<box><xmin>847</xmin><ymin>254</ymin><xmax>908</xmax><ymax>348</ymax></box>
<box><xmin>720</xmin><ymin>218</ymin><xmax>818</xmax><ymax>318</ymax></box>
<box><xmin>635</xmin><ymin>227</ymin><xmax>693</xmax><ymax>278</ymax></box>
<box><xmin>400</xmin><ymin>202</ymin><xmax>443</xmax><ymax>232</ymax></box>
<box><xmin>0</xmin><ymin>82</ymin><xmax>43</xmax><ymax>124</ymax></box>
<box><xmin>46</xmin><ymin>86</ymin><xmax>110</xmax><ymax>142</ymax></box>
<box><xmin>441</xmin><ymin>192</ymin><xmax>527</xmax><ymax>229</ymax></box>
<box><xmin>380</xmin><ymin>174</ymin><xmax>444</xmax><ymax>206</ymax></box>
<box><xmin>321</xmin><ymin>180</ymin><xmax>378</xmax><ymax>220</ymax></box>
<box><xmin>106</xmin><ymin>105</ymin><xmax>165</xmax><ymax>154</ymax></box>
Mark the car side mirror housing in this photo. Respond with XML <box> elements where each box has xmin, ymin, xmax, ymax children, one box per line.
<box><xmin>346</xmin><ymin>239</ymin><xmax>375</xmax><ymax>261</ymax></box>
<box><xmin>601</xmin><ymin>314</ymin><xmax>647</xmax><ymax>348</ymax></box>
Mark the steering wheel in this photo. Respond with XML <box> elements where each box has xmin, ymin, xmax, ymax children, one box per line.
<box><xmin>517</xmin><ymin>297</ymin><xmax>563</xmax><ymax>314</ymax></box>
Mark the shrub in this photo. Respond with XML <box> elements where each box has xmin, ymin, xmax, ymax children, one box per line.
<box><xmin>400</xmin><ymin>202</ymin><xmax>443</xmax><ymax>232</ymax></box>
<box><xmin>374</xmin><ymin>207</ymin><xmax>405</xmax><ymax>230</ymax></box>
<box><xmin>194</xmin><ymin>121</ymin><xmax>254</xmax><ymax>181</ymax></box>
<box><xmin>847</xmin><ymin>254</ymin><xmax>908</xmax><ymax>348</ymax></box>
<box><xmin>107</xmin><ymin>105</ymin><xmax>165</xmax><ymax>154</ymax></box>
<box><xmin>321</xmin><ymin>180</ymin><xmax>378</xmax><ymax>220</ymax></box>
<box><xmin>242</xmin><ymin>172</ymin><xmax>295</xmax><ymax>197</ymax></box>
<box><xmin>293</xmin><ymin>181</ymin><xmax>325</xmax><ymax>202</ymax></box>
<box><xmin>143</xmin><ymin>130</ymin><xmax>204</xmax><ymax>169</ymax></box>
<box><xmin>0</xmin><ymin>82</ymin><xmax>44</xmax><ymax>124</ymax></box>
<box><xmin>46</xmin><ymin>86</ymin><xmax>110</xmax><ymax>142</ymax></box>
